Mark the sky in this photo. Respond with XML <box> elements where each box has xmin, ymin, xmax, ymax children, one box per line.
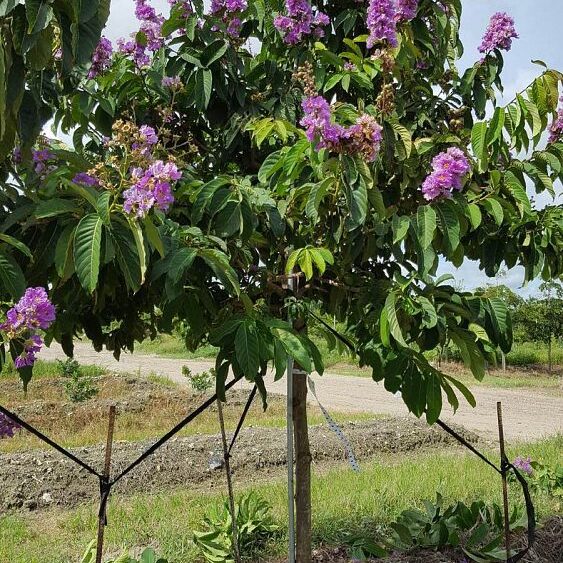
<box><xmin>102</xmin><ymin>0</ymin><xmax>563</xmax><ymax>297</ymax></box>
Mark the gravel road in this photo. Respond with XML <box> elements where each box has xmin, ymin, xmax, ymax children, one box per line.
<box><xmin>39</xmin><ymin>343</ymin><xmax>562</xmax><ymax>442</ymax></box>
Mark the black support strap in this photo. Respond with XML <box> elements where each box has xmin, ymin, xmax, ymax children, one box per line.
<box><xmin>227</xmin><ymin>385</ymin><xmax>257</xmax><ymax>457</ymax></box>
<box><xmin>436</xmin><ymin>418</ymin><xmax>536</xmax><ymax>562</ymax></box>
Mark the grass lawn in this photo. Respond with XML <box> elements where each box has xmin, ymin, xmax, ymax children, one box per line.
<box><xmin>0</xmin><ymin>436</ymin><xmax>560</xmax><ymax>562</ymax></box>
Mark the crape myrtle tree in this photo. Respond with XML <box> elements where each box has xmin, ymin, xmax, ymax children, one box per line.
<box><xmin>1</xmin><ymin>0</ymin><xmax>563</xmax><ymax>559</ymax></box>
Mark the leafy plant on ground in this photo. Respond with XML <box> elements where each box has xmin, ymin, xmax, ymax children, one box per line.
<box><xmin>182</xmin><ymin>365</ymin><xmax>214</xmax><ymax>393</ymax></box>
<box><xmin>81</xmin><ymin>542</ymin><xmax>167</xmax><ymax>563</ymax></box>
<box><xmin>57</xmin><ymin>358</ymin><xmax>99</xmax><ymax>403</ymax></box>
<box><xmin>193</xmin><ymin>492</ymin><xmax>278</xmax><ymax>562</ymax></box>
<box><xmin>510</xmin><ymin>457</ymin><xmax>563</xmax><ymax>500</ymax></box>
<box><xmin>387</xmin><ymin>494</ymin><xmax>525</xmax><ymax>561</ymax></box>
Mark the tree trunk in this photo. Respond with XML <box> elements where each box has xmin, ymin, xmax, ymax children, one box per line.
<box><xmin>501</xmin><ymin>351</ymin><xmax>506</xmax><ymax>372</ymax></box>
<box><xmin>293</xmin><ymin>369</ymin><xmax>311</xmax><ymax>563</ymax></box>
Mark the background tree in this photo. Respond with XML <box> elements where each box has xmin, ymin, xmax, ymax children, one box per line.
<box><xmin>513</xmin><ymin>280</ymin><xmax>563</xmax><ymax>374</ymax></box>
<box><xmin>1</xmin><ymin>1</ymin><xmax>563</xmax><ymax>560</ymax></box>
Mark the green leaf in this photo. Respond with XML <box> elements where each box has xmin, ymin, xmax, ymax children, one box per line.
<box><xmin>471</xmin><ymin>121</ymin><xmax>488</xmax><ymax>172</ymax></box>
<box><xmin>235</xmin><ymin>320</ymin><xmax>260</xmax><ymax>379</ymax></box>
<box><xmin>384</xmin><ymin>293</ymin><xmax>407</xmax><ymax>347</ymax></box>
<box><xmin>426</xmin><ymin>373</ymin><xmax>442</xmax><ymax>424</ymax></box>
<box><xmin>444</xmin><ymin>374</ymin><xmax>476</xmax><ymax>408</ymax></box>
<box><xmin>194</xmin><ymin>68</ymin><xmax>212</xmax><ymax>110</ymax></box>
<box><xmin>199</xmin><ymin>248</ymin><xmax>240</xmax><ymax>294</ymax></box>
<box><xmin>35</xmin><ymin>198</ymin><xmax>80</xmax><ymax>218</ymax></box>
<box><xmin>273</xmin><ymin>329</ymin><xmax>312</xmax><ymax>373</ymax></box>
<box><xmin>504</xmin><ymin>171</ymin><xmax>531</xmax><ymax>216</ymax></box>
<box><xmin>0</xmin><ymin>234</ymin><xmax>32</xmax><ymax>259</ymax></box>
<box><xmin>466</xmin><ymin>203</ymin><xmax>482</xmax><ymax>230</ymax></box>
<box><xmin>450</xmin><ymin>330</ymin><xmax>485</xmax><ymax>381</ymax></box>
<box><xmin>96</xmin><ymin>191</ymin><xmax>111</xmax><ymax>225</ymax></box>
<box><xmin>54</xmin><ymin>225</ymin><xmax>75</xmax><ymax>279</ymax></box>
<box><xmin>143</xmin><ymin>216</ymin><xmax>165</xmax><ymax>258</ymax></box>
<box><xmin>414</xmin><ymin>205</ymin><xmax>437</xmax><ymax>250</ymax></box>
<box><xmin>73</xmin><ymin>213</ymin><xmax>103</xmax><ymax>293</ymax></box>
<box><xmin>486</xmin><ymin>107</ymin><xmax>505</xmax><ymax>146</ymax></box>
<box><xmin>0</xmin><ymin>252</ymin><xmax>25</xmax><ymax>298</ymax></box>
<box><xmin>25</xmin><ymin>0</ymin><xmax>53</xmax><ymax>34</ymax></box>
<box><xmin>168</xmin><ymin>247</ymin><xmax>197</xmax><ymax>284</ymax></box>
<box><xmin>392</xmin><ymin>215</ymin><xmax>410</xmax><ymax>244</ymax></box>
<box><xmin>436</xmin><ymin>201</ymin><xmax>460</xmax><ymax>254</ymax></box>
<box><xmin>110</xmin><ymin>219</ymin><xmax>142</xmax><ymax>292</ymax></box>
<box><xmin>298</xmin><ymin>248</ymin><xmax>314</xmax><ymax>280</ymax></box>
<box><xmin>481</xmin><ymin>198</ymin><xmax>503</xmax><ymax>226</ymax></box>
<box><xmin>128</xmin><ymin>219</ymin><xmax>147</xmax><ymax>284</ymax></box>
<box><xmin>200</xmin><ymin>39</ymin><xmax>228</xmax><ymax>67</ymax></box>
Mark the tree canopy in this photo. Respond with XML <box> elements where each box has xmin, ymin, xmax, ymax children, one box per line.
<box><xmin>0</xmin><ymin>0</ymin><xmax>562</xmax><ymax>420</ymax></box>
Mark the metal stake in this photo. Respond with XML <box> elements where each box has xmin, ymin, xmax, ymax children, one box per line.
<box><xmin>497</xmin><ymin>402</ymin><xmax>511</xmax><ymax>561</ymax></box>
<box><xmin>96</xmin><ymin>405</ymin><xmax>116</xmax><ymax>563</ymax></box>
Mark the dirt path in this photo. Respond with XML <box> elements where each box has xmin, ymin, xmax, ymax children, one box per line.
<box><xmin>39</xmin><ymin>343</ymin><xmax>562</xmax><ymax>442</ymax></box>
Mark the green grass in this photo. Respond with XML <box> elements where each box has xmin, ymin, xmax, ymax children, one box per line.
<box><xmin>1</xmin><ymin>436</ymin><xmax>561</xmax><ymax>563</ymax></box>
<box><xmin>326</xmin><ymin>362</ymin><xmax>562</xmax><ymax>390</ymax></box>
<box><xmin>1</xmin><ymin>359</ymin><xmax>106</xmax><ymax>381</ymax></box>
<box><xmin>135</xmin><ymin>334</ymin><xmax>217</xmax><ymax>359</ymax></box>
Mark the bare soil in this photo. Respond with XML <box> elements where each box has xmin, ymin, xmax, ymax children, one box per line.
<box><xmin>40</xmin><ymin>343</ymin><xmax>563</xmax><ymax>441</ymax></box>
<box><xmin>0</xmin><ymin>414</ymin><xmax>476</xmax><ymax>513</ymax></box>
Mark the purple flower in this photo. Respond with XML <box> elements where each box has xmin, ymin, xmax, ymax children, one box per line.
<box><xmin>344</xmin><ymin>62</ymin><xmax>357</xmax><ymax>71</ymax></box>
<box><xmin>123</xmin><ymin>160</ymin><xmax>179</xmax><ymax>218</ymax></box>
<box><xmin>395</xmin><ymin>0</ymin><xmax>418</xmax><ymax>21</ymax></box>
<box><xmin>0</xmin><ymin>412</ymin><xmax>20</xmax><ymax>440</ymax></box>
<box><xmin>422</xmin><ymin>147</ymin><xmax>471</xmax><ymax>201</ymax></box>
<box><xmin>300</xmin><ymin>97</ymin><xmax>382</xmax><ymax>161</ymax></box>
<box><xmin>72</xmin><ymin>172</ymin><xmax>99</xmax><ymax>187</ymax></box>
<box><xmin>548</xmin><ymin>96</ymin><xmax>563</xmax><ymax>143</ymax></box>
<box><xmin>139</xmin><ymin>125</ymin><xmax>158</xmax><ymax>145</ymax></box>
<box><xmin>117</xmin><ymin>0</ymin><xmax>164</xmax><ymax>67</ymax></box>
<box><xmin>1</xmin><ymin>287</ymin><xmax>56</xmax><ymax>371</ymax></box>
<box><xmin>32</xmin><ymin>148</ymin><xmax>55</xmax><ymax>177</ymax></box>
<box><xmin>367</xmin><ymin>0</ymin><xmax>398</xmax><ymax>49</ymax></box>
<box><xmin>274</xmin><ymin>0</ymin><xmax>329</xmax><ymax>44</ymax></box>
<box><xmin>347</xmin><ymin>114</ymin><xmax>383</xmax><ymax>162</ymax></box>
<box><xmin>300</xmin><ymin>95</ymin><xmax>333</xmax><ymax>143</ymax></box>
<box><xmin>210</xmin><ymin>0</ymin><xmax>247</xmax><ymax>38</ymax></box>
<box><xmin>88</xmin><ymin>36</ymin><xmax>113</xmax><ymax>79</ymax></box>
<box><xmin>513</xmin><ymin>456</ymin><xmax>533</xmax><ymax>476</ymax></box>
<box><xmin>478</xmin><ymin>12</ymin><xmax>518</xmax><ymax>54</ymax></box>
<box><xmin>12</xmin><ymin>147</ymin><xmax>22</xmax><ymax>164</ymax></box>
<box><xmin>162</xmin><ymin>75</ymin><xmax>183</xmax><ymax>89</ymax></box>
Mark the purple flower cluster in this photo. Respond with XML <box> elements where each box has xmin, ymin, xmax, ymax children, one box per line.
<box><xmin>162</xmin><ymin>75</ymin><xmax>183</xmax><ymax>89</ymax></box>
<box><xmin>0</xmin><ymin>287</ymin><xmax>56</xmax><ymax>369</ymax></box>
<box><xmin>421</xmin><ymin>147</ymin><xmax>471</xmax><ymax>201</ymax></box>
<box><xmin>548</xmin><ymin>97</ymin><xmax>563</xmax><ymax>143</ymax></box>
<box><xmin>478</xmin><ymin>12</ymin><xmax>518</xmax><ymax>54</ymax></box>
<box><xmin>367</xmin><ymin>0</ymin><xmax>398</xmax><ymax>48</ymax></box>
<box><xmin>118</xmin><ymin>0</ymin><xmax>164</xmax><ymax>67</ymax></box>
<box><xmin>300</xmin><ymin>96</ymin><xmax>382</xmax><ymax>162</ymax></box>
<box><xmin>513</xmin><ymin>456</ymin><xmax>533</xmax><ymax>476</ymax></box>
<box><xmin>123</xmin><ymin>160</ymin><xmax>180</xmax><ymax>218</ymax></box>
<box><xmin>274</xmin><ymin>0</ymin><xmax>329</xmax><ymax>44</ymax></box>
<box><xmin>210</xmin><ymin>0</ymin><xmax>247</xmax><ymax>37</ymax></box>
<box><xmin>72</xmin><ymin>172</ymin><xmax>99</xmax><ymax>187</ymax></box>
<box><xmin>395</xmin><ymin>0</ymin><xmax>418</xmax><ymax>21</ymax></box>
<box><xmin>0</xmin><ymin>412</ymin><xmax>20</xmax><ymax>440</ymax></box>
<box><xmin>88</xmin><ymin>36</ymin><xmax>113</xmax><ymax>79</ymax></box>
<box><xmin>366</xmin><ymin>0</ymin><xmax>420</xmax><ymax>49</ymax></box>
<box><xmin>32</xmin><ymin>149</ymin><xmax>55</xmax><ymax>178</ymax></box>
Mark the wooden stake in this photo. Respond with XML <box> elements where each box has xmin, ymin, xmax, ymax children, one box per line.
<box><xmin>497</xmin><ymin>402</ymin><xmax>511</xmax><ymax>561</ymax></box>
<box><xmin>96</xmin><ymin>406</ymin><xmax>116</xmax><ymax>563</ymax></box>
<box><xmin>217</xmin><ymin>399</ymin><xmax>242</xmax><ymax>563</ymax></box>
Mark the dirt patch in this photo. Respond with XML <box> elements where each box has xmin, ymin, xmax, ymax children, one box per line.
<box><xmin>0</xmin><ymin>416</ymin><xmax>476</xmax><ymax>512</ymax></box>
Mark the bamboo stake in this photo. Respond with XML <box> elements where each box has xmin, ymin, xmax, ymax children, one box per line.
<box><xmin>96</xmin><ymin>406</ymin><xmax>116</xmax><ymax>563</ymax></box>
<box><xmin>217</xmin><ymin>399</ymin><xmax>242</xmax><ymax>563</ymax></box>
<box><xmin>497</xmin><ymin>402</ymin><xmax>511</xmax><ymax>561</ymax></box>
